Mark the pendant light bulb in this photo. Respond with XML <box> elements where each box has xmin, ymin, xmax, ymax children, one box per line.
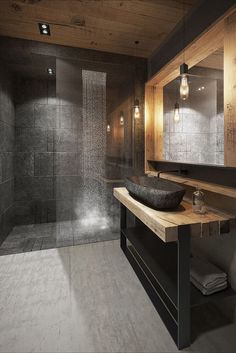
<box><xmin>180</xmin><ymin>74</ymin><xmax>189</xmax><ymax>100</ymax></box>
<box><xmin>134</xmin><ymin>99</ymin><xmax>140</xmax><ymax>119</ymax></box>
<box><xmin>179</xmin><ymin>63</ymin><xmax>189</xmax><ymax>101</ymax></box>
<box><xmin>174</xmin><ymin>102</ymin><xmax>180</xmax><ymax>122</ymax></box>
<box><xmin>107</xmin><ymin>124</ymin><xmax>110</xmax><ymax>133</ymax></box>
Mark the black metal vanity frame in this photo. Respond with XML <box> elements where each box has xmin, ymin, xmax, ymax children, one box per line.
<box><xmin>120</xmin><ymin>204</ymin><xmax>191</xmax><ymax>350</ymax></box>
<box><xmin>117</xmin><ymin>160</ymin><xmax>236</xmax><ymax>349</ymax></box>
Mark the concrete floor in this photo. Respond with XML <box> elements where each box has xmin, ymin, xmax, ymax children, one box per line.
<box><xmin>0</xmin><ymin>240</ymin><xmax>236</xmax><ymax>352</ymax></box>
<box><xmin>0</xmin><ymin>221</ymin><xmax>119</xmax><ymax>255</ymax></box>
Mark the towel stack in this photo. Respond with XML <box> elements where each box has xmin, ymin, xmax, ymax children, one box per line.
<box><xmin>190</xmin><ymin>257</ymin><xmax>227</xmax><ymax>295</ymax></box>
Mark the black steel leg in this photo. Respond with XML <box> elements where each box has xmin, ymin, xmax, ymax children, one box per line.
<box><xmin>177</xmin><ymin>225</ymin><xmax>191</xmax><ymax>349</ymax></box>
<box><xmin>120</xmin><ymin>204</ymin><xmax>127</xmax><ymax>249</ymax></box>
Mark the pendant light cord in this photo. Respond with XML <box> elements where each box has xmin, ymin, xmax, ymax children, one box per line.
<box><xmin>183</xmin><ymin>0</ymin><xmax>186</xmax><ymax>65</ymax></box>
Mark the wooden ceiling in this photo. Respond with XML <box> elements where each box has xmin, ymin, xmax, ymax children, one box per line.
<box><xmin>0</xmin><ymin>0</ymin><xmax>198</xmax><ymax>58</ymax></box>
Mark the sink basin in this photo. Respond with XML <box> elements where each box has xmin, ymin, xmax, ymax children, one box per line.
<box><xmin>125</xmin><ymin>176</ymin><xmax>185</xmax><ymax>210</ymax></box>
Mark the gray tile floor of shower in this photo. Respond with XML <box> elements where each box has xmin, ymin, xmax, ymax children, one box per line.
<box><xmin>0</xmin><ymin>222</ymin><xmax>119</xmax><ymax>255</ymax></box>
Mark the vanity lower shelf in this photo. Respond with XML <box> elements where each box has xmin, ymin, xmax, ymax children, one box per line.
<box><xmin>122</xmin><ymin>225</ymin><xmax>235</xmax><ymax>309</ymax></box>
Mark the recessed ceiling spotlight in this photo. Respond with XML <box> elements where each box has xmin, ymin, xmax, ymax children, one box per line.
<box><xmin>38</xmin><ymin>23</ymin><xmax>50</xmax><ymax>36</ymax></box>
<box><xmin>47</xmin><ymin>68</ymin><xmax>54</xmax><ymax>75</ymax></box>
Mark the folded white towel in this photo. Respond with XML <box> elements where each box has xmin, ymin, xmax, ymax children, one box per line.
<box><xmin>190</xmin><ymin>257</ymin><xmax>227</xmax><ymax>289</ymax></box>
<box><xmin>191</xmin><ymin>276</ymin><xmax>227</xmax><ymax>296</ymax></box>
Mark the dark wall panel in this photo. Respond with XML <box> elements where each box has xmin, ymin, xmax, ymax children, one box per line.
<box><xmin>0</xmin><ymin>63</ymin><xmax>15</xmax><ymax>244</ymax></box>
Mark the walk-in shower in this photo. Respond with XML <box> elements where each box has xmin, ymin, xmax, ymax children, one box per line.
<box><xmin>0</xmin><ymin>37</ymin><xmax>146</xmax><ymax>255</ymax></box>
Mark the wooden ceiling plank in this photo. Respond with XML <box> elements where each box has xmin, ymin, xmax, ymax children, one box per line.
<box><xmin>0</xmin><ymin>24</ymin><xmax>150</xmax><ymax>57</ymax></box>
<box><xmin>0</xmin><ymin>18</ymin><xmax>155</xmax><ymax>54</ymax></box>
<box><xmin>0</xmin><ymin>4</ymin><xmax>169</xmax><ymax>39</ymax></box>
<box><xmin>102</xmin><ymin>1</ymin><xmax>181</xmax><ymax>22</ymax></box>
<box><xmin>0</xmin><ymin>0</ymin><xmax>197</xmax><ymax>57</ymax></box>
<box><xmin>20</xmin><ymin>0</ymin><xmax>184</xmax><ymax>31</ymax></box>
<box><xmin>0</xmin><ymin>1</ymin><xmax>179</xmax><ymax>44</ymax></box>
<box><xmin>142</xmin><ymin>0</ymin><xmax>197</xmax><ymax>9</ymax></box>
<box><xmin>103</xmin><ymin>0</ymin><xmax>196</xmax><ymax>23</ymax></box>
<box><xmin>0</xmin><ymin>14</ymin><xmax>158</xmax><ymax>50</ymax></box>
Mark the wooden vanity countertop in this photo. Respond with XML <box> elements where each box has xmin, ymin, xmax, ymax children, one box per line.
<box><xmin>113</xmin><ymin>187</ymin><xmax>235</xmax><ymax>243</ymax></box>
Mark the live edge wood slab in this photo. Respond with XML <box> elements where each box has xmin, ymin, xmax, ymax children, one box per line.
<box><xmin>113</xmin><ymin>187</ymin><xmax>235</xmax><ymax>243</ymax></box>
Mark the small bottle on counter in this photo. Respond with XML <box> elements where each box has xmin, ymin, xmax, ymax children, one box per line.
<box><xmin>192</xmin><ymin>187</ymin><xmax>207</xmax><ymax>214</ymax></box>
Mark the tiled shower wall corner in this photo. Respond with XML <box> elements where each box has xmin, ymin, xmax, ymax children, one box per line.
<box><xmin>0</xmin><ymin>63</ymin><xmax>15</xmax><ymax>243</ymax></box>
<box><xmin>163</xmin><ymin>77</ymin><xmax>224</xmax><ymax>165</ymax></box>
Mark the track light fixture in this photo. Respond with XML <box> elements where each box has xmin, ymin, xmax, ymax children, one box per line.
<box><xmin>38</xmin><ymin>23</ymin><xmax>50</xmax><ymax>36</ymax></box>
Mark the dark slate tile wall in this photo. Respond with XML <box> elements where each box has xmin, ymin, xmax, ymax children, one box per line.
<box><xmin>14</xmin><ymin>77</ymin><xmax>83</xmax><ymax>225</ymax></box>
<box><xmin>0</xmin><ymin>63</ymin><xmax>15</xmax><ymax>244</ymax></box>
<box><xmin>6</xmin><ymin>37</ymin><xmax>146</xmax><ymax>231</ymax></box>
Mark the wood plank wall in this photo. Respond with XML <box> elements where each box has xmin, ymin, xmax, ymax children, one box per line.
<box><xmin>224</xmin><ymin>12</ymin><xmax>236</xmax><ymax>167</ymax></box>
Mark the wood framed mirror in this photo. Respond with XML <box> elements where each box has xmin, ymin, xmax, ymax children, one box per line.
<box><xmin>145</xmin><ymin>8</ymin><xmax>236</xmax><ymax>172</ymax></box>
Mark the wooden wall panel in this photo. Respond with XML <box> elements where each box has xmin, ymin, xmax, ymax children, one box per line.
<box><xmin>144</xmin><ymin>84</ymin><xmax>155</xmax><ymax>172</ymax></box>
<box><xmin>154</xmin><ymin>87</ymin><xmax>164</xmax><ymax>161</ymax></box>
<box><xmin>144</xmin><ymin>84</ymin><xmax>164</xmax><ymax>171</ymax></box>
<box><xmin>224</xmin><ymin>12</ymin><xmax>236</xmax><ymax>167</ymax></box>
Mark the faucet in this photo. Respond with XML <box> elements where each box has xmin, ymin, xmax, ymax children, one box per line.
<box><xmin>157</xmin><ymin>169</ymin><xmax>188</xmax><ymax>178</ymax></box>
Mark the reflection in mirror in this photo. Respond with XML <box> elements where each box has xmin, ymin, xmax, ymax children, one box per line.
<box><xmin>163</xmin><ymin>48</ymin><xmax>224</xmax><ymax>165</ymax></box>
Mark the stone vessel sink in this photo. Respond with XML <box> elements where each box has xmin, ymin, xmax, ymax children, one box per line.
<box><xmin>125</xmin><ymin>176</ymin><xmax>185</xmax><ymax>210</ymax></box>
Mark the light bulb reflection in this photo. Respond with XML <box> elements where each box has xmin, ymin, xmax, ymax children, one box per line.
<box><xmin>174</xmin><ymin>102</ymin><xmax>180</xmax><ymax>122</ymax></box>
<box><xmin>134</xmin><ymin>105</ymin><xmax>140</xmax><ymax>119</ymax></box>
<box><xmin>107</xmin><ymin>124</ymin><xmax>110</xmax><ymax>133</ymax></box>
<box><xmin>120</xmin><ymin>113</ymin><xmax>124</xmax><ymax>125</ymax></box>
<box><xmin>180</xmin><ymin>74</ymin><xmax>189</xmax><ymax>100</ymax></box>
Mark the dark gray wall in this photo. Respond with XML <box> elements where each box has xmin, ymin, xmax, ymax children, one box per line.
<box><xmin>14</xmin><ymin>77</ymin><xmax>59</xmax><ymax>225</ymax></box>
<box><xmin>14</xmin><ymin>76</ymin><xmax>84</xmax><ymax>226</ymax></box>
<box><xmin>0</xmin><ymin>63</ymin><xmax>15</xmax><ymax>244</ymax></box>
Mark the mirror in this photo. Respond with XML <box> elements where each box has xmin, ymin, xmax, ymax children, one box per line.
<box><xmin>163</xmin><ymin>47</ymin><xmax>224</xmax><ymax>165</ymax></box>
